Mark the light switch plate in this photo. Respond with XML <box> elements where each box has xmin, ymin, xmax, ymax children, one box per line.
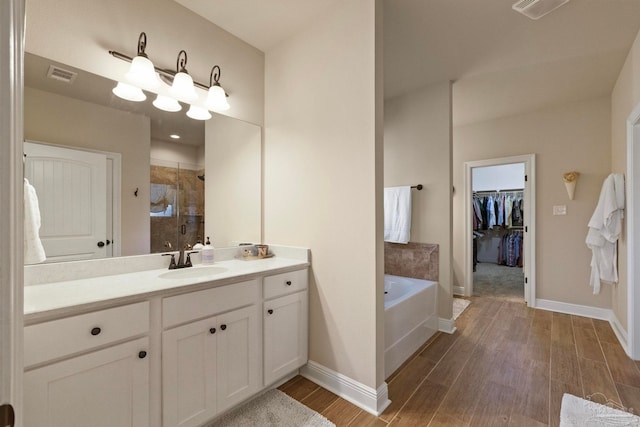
<box><xmin>553</xmin><ymin>205</ymin><xmax>567</xmax><ymax>216</ymax></box>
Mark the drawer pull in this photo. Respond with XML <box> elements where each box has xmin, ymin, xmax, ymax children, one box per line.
<box><xmin>138</xmin><ymin>351</ymin><xmax>147</xmax><ymax>359</ymax></box>
<box><xmin>286</xmin><ymin>281</ymin><xmax>292</xmax><ymax>286</ymax></box>
<box><xmin>267</xmin><ymin>309</ymin><xmax>274</xmax><ymax>315</ymax></box>
<box><xmin>90</xmin><ymin>327</ymin><xmax>101</xmax><ymax>336</ymax></box>
<box><xmin>220</xmin><ymin>324</ymin><xmax>227</xmax><ymax>331</ymax></box>
<box><xmin>209</xmin><ymin>327</ymin><xmax>216</xmax><ymax>334</ymax></box>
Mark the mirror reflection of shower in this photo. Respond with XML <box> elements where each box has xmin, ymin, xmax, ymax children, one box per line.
<box><xmin>150</xmin><ymin>160</ymin><xmax>205</xmax><ymax>253</ymax></box>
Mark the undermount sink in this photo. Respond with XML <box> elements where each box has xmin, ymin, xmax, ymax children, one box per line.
<box><xmin>158</xmin><ymin>266</ymin><xmax>228</xmax><ymax>280</ymax></box>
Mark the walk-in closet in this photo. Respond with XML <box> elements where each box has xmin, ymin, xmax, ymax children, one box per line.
<box><xmin>472</xmin><ymin>163</ymin><xmax>525</xmax><ymax>301</ymax></box>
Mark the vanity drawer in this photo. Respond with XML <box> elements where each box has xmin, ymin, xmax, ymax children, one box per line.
<box><xmin>162</xmin><ymin>279</ymin><xmax>259</xmax><ymax>328</ymax></box>
<box><xmin>264</xmin><ymin>269</ymin><xmax>308</xmax><ymax>300</ymax></box>
<box><xmin>24</xmin><ymin>301</ymin><xmax>149</xmax><ymax>368</ymax></box>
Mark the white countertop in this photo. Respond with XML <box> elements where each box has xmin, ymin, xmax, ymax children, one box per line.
<box><xmin>25</xmin><ymin>257</ymin><xmax>309</xmax><ymax>323</ymax></box>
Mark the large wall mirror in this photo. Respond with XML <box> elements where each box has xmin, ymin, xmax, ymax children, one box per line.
<box><xmin>24</xmin><ymin>52</ymin><xmax>262</xmax><ymax>264</ymax></box>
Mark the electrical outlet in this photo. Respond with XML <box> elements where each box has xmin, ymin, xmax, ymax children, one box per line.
<box><xmin>553</xmin><ymin>205</ymin><xmax>567</xmax><ymax>216</ymax></box>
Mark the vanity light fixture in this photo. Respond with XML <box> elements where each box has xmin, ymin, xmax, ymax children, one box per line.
<box><xmin>109</xmin><ymin>32</ymin><xmax>232</xmax><ymax>119</ymax></box>
<box><xmin>205</xmin><ymin>65</ymin><xmax>230</xmax><ymax>111</ymax></box>
<box><xmin>169</xmin><ymin>50</ymin><xmax>198</xmax><ymax>103</ymax></box>
<box><xmin>153</xmin><ymin>94</ymin><xmax>182</xmax><ymax>112</ymax></box>
<box><xmin>112</xmin><ymin>81</ymin><xmax>146</xmax><ymax>102</ymax></box>
<box><xmin>186</xmin><ymin>105</ymin><xmax>212</xmax><ymax>121</ymax></box>
<box><xmin>125</xmin><ymin>32</ymin><xmax>160</xmax><ymax>90</ymax></box>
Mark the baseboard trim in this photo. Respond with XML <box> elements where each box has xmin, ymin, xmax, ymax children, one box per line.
<box><xmin>453</xmin><ymin>285</ymin><xmax>465</xmax><ymax>296</ymax></box>
<box><xmin>438</xmin><ymin>317</ymin><xmax>456</xmax><ymax>334</ymax></box>
<box><xmin>535</xmin><ymin>298</ymin><xmax>612</xmax><ymax>320</ymax></box>
<box><xmin>536</xmin><ymin>298</ymin><xmax>630</xmax><ymax>355</ymax></box>
<box><xmin>300</xmin><ymin>361</ymin><xmax>391</xmax><ymax>416</ymax></box>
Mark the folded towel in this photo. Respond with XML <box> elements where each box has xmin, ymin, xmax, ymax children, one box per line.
<box><xmin>24</xmin><ymin>178</ymin><xmax>46</xmax><ymax>264</ymax></box>
<box><xmin>586</xmin><ymin>173</ymin><xmax>625</xmax><ymax>294</ymax></box>
<box><xmin>384</xmin><ymin>186</ymin><xmax>412</xmax><ymax>244</ymax></box>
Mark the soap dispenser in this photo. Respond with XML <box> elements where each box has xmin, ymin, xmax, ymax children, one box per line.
<box><xmin>201</xmin><ymin>236</ymin><xmax>214</xmax><ymax>264</ymax></box>
<box><xmin>193</xmin><ymin>238</ymin><xmax>204</xmax><ymax>251</ymax></box>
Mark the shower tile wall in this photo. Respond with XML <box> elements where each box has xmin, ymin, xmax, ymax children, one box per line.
<box><xmin>150</xmin><ymin>165</ymin><xmax>205</xmax><ymax>253</ymax></box>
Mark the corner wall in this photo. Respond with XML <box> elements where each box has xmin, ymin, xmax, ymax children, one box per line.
<box><xmin>611</xmin><ymin>27</ymin><xmax>640</xmax><ymax>335</ymax></box>
<box><xmin>264</xmin><ymin>0</ymin><xmax>384</xmax><ymax>394</ymax></box>
<box><xmin>453</xmin><ymin>97</ymin><xmax>612</xmax><ymax>308</ymax></box>
<box><xmin>384</xmin><ymin>82</ymin><xmax>453</xmax><ymax>319</ymax></box>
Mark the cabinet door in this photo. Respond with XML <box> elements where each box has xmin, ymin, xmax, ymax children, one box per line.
<box><xmin>216</xmin><ymin>305</ymin><xmax>261</xmax><ymax>412</ymax></box>
<box><xmin>162</xmin><ymin>317</ymin><xmax>217</xmax><ymax>427</ymax></box>
<box><xmin>24</xmin><ymin>337</ymin><xmax>149</xmax><ymax>427</ymax></box>
<box><xmin>264</xmin><ymin>291</ymin><xmax>308</xmax><ymax>385</ymax></box>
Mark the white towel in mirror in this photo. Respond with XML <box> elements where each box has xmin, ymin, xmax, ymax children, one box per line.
<box><xmin>24</xmin><ymin>178</ymin><xmax>46</xmax><ymax>264</ymax></box>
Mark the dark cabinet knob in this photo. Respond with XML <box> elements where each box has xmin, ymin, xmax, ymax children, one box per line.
<box><xmin>138</xmin><ymin>351</ymin><xmax>147</xmax><ymax>359</ymax></box>
<box><xmin>90</xmin><ymin>327</ymin><xmax>101</xmax><ymax>336</ymax></box>
<box><xmin>267</xmin><ymin>309</ymin><xmax>274</xmax><ymax>315</ymax></box>
<box><xmin>209</xmin><ymin>327</ymin><xmax>216</xmax><ymax>334</ymax></box>
<box><xmin>220</xmin><ymin>324</ymin><xmax>227</xmax><ymax>331</ymax></box>
<box><xmin>97</xmin><ymin>241</ymin><xmax>105</xmax><ymax>248</ymax></box>
<box><xmin>286</xmin><ymin>281</ymin><xmax>292</xmax><ymax>286</ymax></box>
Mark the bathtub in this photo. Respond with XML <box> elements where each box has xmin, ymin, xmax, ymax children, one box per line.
<box><xmin>384</xmin><ymin>274</ymin><xmax>438</xmax><ymax>378</ymax></box>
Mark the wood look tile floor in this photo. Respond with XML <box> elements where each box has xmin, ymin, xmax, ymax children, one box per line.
<box><xmin>279</xmin><ymin>294</ymin><xmax>640</xmax><ymax>426</ymax></box>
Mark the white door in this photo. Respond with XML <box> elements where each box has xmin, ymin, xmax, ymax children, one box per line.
<box><xmin>162</xmin><ymin>317</ymin><xmax>218</xmax><ymax>427</ymax></box>
<box><xmin>264</xmin><ymin>291</ymin><xmax>308</xmax><ymax>385</ymax></box>
<box><xmin>23</xmin><ymin>338</ymin><xmax>150</xmax><ymax>427</ymax></box>
<box><xmin>24</xmin><ymin>141</ymin><xmax>108</xmax><ymax>262</ymax></box>
<box><xmin>216</xmin><ymin>305</ymin><xmax>260</xmax><ymax>412</ymax></box>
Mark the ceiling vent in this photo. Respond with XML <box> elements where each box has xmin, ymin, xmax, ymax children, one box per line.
<box><xmin>512</xmin><ymin>0</ymin><xmax>571</xmax><ymax>20</ymax></box>
<box><xmin>46</xmin><ymin>65</ymin><xmax>77</xmax><ymax>84</ymax></box>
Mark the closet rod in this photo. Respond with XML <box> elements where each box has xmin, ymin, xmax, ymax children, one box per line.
<box><xmin>411</xmin><ymin>184</ymin><xmax>423</xmax><ymax>190</ymax></box>
<box><xmin>473</xmin><ymin>188</ymin><xmax>523</xmax><ymax>195</ymax></box>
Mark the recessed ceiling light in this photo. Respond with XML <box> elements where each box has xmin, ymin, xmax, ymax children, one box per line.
<box><xmin>170</xmin><ymin>134</ymin><xmax>180</xmax><ymax>140</ymax></box>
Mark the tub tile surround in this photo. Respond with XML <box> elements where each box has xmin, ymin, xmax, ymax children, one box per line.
<box><xmin>384</xmin><ymin>242</ymin><xmax>439</xmax><ymax>281</ymax></box>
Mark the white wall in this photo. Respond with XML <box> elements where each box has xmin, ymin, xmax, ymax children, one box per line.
<box><xmin>264</xmin><ymin>0</ymin><xmax>384</xmax><ymax>390</ymax></box>
<box><xmin>384</xmin><ymin>81</ymin><xmax>453</xmax><ymax>319</ymax></box>
<box><xmin>25</xmin><ymin>0</ymin><xmax>264</xmax><ymax>125</ymax></box>
<box><xmin>150</xmin><ymin>139</ymin><xmax>203</xmax><ymax>168</ymax></box>
<box><xmin>453</xmin><ymin>97</ymin><xmax>612</xmax><ymax>308</ymax></box>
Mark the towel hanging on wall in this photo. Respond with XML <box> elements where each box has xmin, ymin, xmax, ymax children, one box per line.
<box><xmin>24</xmin><ymin>178</ymin><xmax>46</xmax><ymax>264</ymax></box>
<box><xmin>384</xmin><ymin>186</ymin><xmax>412</xmax><ymax>244</ymax></box>
<box><xmin>585</xmin><ymin>173</ymin><xmax>625</xmax><ymax>294</ymax></box>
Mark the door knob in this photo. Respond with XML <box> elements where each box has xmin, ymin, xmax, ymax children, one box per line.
<box><xmin>97</xmin><ymin>241</ymin><xmax>105</xmax><ymax>248</ymax></box>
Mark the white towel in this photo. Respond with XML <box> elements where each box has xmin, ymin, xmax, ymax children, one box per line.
<box><xmin>384</xmin><ymin>186</ymin><xmax>412</xmax><ymax>244</ymax></box>
<box><xmin>24</xmin><ymin>178</ymin><xmax>46</xmax><ymax>264</ymax></box>
<box><xmin>586</xmin><ymin>173</ymin><xmax>625</xmax><ymax>294</ymax></box>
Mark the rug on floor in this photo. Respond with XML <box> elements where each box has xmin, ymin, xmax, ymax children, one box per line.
<box><xmin>560</xmin><ymin>393</ymin><xmax>640</xmax><ymax>426</ymax></box>
<box><xmin>453</xmin><ymin>298</ymin><xmax>471</xmax><ymax>319</ymax></box>
<box><xmin>206</xmin><ymin>389</ymin><xmax>335</xmax><ymax>427</ymax></box>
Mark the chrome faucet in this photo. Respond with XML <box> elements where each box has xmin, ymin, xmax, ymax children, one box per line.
<box><xmin>162</xmin><ymin>243</ymin><xmax>198</xmax><ymax>269</ymax></box>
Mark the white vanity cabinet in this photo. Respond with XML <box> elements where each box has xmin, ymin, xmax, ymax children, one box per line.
<box><xmin>263</xmin><ymin>269</ymin><xmax>309</xmax><ymax>386</ymax></box>
<box><xmin>161</xmin><ymin>279</ymin><xmax>261</xmax><ymax>427</ymax></box>
<box><xmin>23</xmin><ymin>302</ymin><xmax>151</xmax><ymax>427</ymax></box>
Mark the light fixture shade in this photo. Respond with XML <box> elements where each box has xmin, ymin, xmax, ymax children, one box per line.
<box><xmin>126</xmin><ymin>56</ymin><xmax>160</xmax><ymax>89</ymax></box>
<box><xmin>205</xmin><ymin>85</ymin><xmax>230</xmax><ymax>111</ymax></box>
<box><xmin>152</xmin><ymin>94</ymin><xmax>182</xmax><ymax>112</ymax></box>
<box><xmin>112</xmin><ymin>82</ymin><xmax>146</xmax><ymax>102</ymax></box>
<box><xmin>170</xmin><ymin>72</ymin><xmax>198</xmax><ymax>102</ymax></box>
<box><xmin>186</xmin><ymin>105</ymin><xmax>212</xmax><ymax>121</ymax></box>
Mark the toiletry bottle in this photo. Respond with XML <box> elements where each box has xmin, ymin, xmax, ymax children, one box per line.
<box><xmin>201</xmin><ymin>236</ymin><xmax>214</xmax><ymax>264</ymax></box>
<box><xmin>193</xmin><ymin>238</ymin><xmax>204</xmax><ymax>251</ymax></box>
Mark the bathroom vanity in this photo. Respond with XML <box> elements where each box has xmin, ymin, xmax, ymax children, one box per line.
<box><xmin>23</xmin><ymin>247</ymin><xmax>309</xmax><ymax>427</ymax></box>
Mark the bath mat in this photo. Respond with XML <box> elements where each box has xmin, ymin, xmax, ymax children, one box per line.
<box><xmin>206</xmin><ymin>389</ymin><xmax>335</xmax><ymax>427</ymax></box>
<box><xmin>453</xmin><ymin>298</ymin><xmax>471</xmax><ymax>319</ymax></box>
<box><xmin>559</xmin><ymin>393</ymin><xmax>640</xmax><ymax>426</ymax></box>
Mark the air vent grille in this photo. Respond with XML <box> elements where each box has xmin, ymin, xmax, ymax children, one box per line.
<box><xmin>46</xmin><ymin>65</ymin><xmax>77</xmax><ymax>84</ymax></box>
<box><xmin>512</xmin><ymin>0</ymin><xmax>570</xmax><ymax>20</ymax></box>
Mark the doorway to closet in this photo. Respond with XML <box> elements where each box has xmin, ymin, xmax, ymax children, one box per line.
<box><xmin>463</xmin><ymin>155</ymin><xmax>536</xmax><ymax>306</ymax></box>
